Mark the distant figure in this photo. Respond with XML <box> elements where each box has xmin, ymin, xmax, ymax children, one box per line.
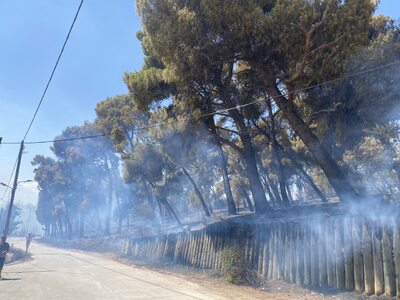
<box><xmin>25</xmin><ymin>233</ymin><xmax>32</xmax><ymax>253</ymax></box>
<box><xmin>0</xmin><ymin>236</ymin><xmax>10</xmax><ymax>279</ymax></box>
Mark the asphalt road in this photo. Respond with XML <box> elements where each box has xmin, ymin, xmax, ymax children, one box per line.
<box><xmin>0</xmin><ymin>238</ymin><xmax>249</xmax><ymax>300</ymax></box>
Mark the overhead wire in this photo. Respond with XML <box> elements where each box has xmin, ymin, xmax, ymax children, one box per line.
<box><xmin>22</xmin><ymin>0</ymin><xmax>85</xmax><ymax>141</ymax></box>
<box><xmin>0</xmin><ymin>0</ymin><xmax>85</xmax><ymax>210</ymax></box>
<box><xmin>1</xmin><ymin>57</ymin><xmax>400</xmax><ymax>146</ymax></box>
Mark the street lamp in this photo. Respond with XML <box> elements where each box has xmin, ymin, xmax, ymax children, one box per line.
<box><xmin>1</xmin><ymin>179</ymin><xmax>33</xmax><ymax>236</ymax></box>
<box><xmin>0</xmin><ymin>182</ymin><xmax>11</xmax><ymax>189</ymax></box>
<box><xmin>0</xmin><ymin>180</ymin><xmax>33</xmax><ymax>189</ymax></box>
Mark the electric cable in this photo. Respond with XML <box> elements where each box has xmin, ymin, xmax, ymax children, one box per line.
<box><xmin>22</xmin><ymin>0</ymin><xmax>85</xmax><ymax>141</ymax></box>
<box><xmin>1</xmin><ymin>57</ymin><xmax>400</xmax><ymax>146</ymax></box>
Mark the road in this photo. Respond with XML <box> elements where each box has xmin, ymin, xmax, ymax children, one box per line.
<box><xmin>0</xmin><ymin>238</ymin><xmax>267</xmax><ymax>300</ymax></box>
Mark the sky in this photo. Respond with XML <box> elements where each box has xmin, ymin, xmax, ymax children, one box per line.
<box><xmin>0</xmin><ymin>0</ymin><xmax>399</xmax><ymax>211</ymax></box>
<box><xmin>0</xmin><ymin>0</ymin><xmax>143</xmax><ymax>208</ymax></box>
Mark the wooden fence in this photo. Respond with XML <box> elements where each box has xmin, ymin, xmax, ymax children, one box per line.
<box><xmin>121</xmin><ymin>214</ymin><xmax>400</xmax><ymax>297</ymax></box>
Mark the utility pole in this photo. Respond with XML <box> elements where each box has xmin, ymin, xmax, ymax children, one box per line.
<box><xmin>3</xmin><ymin>140</ymin><xmax>24</xmax><ymax>236</ymax></box>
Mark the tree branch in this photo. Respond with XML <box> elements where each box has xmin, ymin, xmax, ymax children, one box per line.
<box><xmin>215</xmin><ymin>125</ymin><xmax>240</xmax><ymax>136</ymax></box>
<box><xmin>209</xmin><ymin>129</ymin><xmax>244</xmax><ymax>155</ymax></box>
<box><xmin>285</xmin><ymin>4</ymin><xmax>330</xmax><ymax>84</ymax></box>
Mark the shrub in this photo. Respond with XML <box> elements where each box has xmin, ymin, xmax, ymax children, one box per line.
<box><xmin>221</xmin><ymin>247</ymin><xmax>248</xmax><ymax>285</ymax></box>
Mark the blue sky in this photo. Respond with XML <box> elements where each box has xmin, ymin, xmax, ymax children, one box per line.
<box><xmin>0</xmin><ymin>0</ymin><xmax>399</xmax><ymax>208</ymax></box>
<box><xmin>0</xmin><ymin>0</ymin><xmax>143</xmax><ymax>207</ymax></box>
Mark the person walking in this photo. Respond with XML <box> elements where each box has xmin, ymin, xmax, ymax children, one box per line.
<box><xmin>25</xmin><ymin>233</ymin><xmax>32</xmax><ymax>253</ymax></box>
<box><xmin>0</xmin><ymin>236</ymin><xmax>10</xmax><ymax>279</ymax></box>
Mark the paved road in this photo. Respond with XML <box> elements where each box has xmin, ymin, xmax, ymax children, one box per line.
<box><xmin>0</xmin><ymin>238</ymin><xmax>254</xmax><ymax>300</ymax></box>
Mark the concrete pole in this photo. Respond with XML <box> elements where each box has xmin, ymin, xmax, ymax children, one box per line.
<box><xmin>3</xmin><ymin>140</ymin><xmax>24</xmax><ymax>236</ymax></box>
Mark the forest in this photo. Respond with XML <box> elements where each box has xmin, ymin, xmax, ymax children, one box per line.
<box><xmin>31</xmin><ymin>0</ymin><xmax>400</xmax><ymax>239</ymax></box>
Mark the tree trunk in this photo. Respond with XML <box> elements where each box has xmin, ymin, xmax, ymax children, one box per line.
<box><xmin>296</xmin><ymin>166</ymin><xmax>327</xmax><ymax>202</ymax></box>
<box><xmin>181</xmin><ymin>167</ymin><xmax>211</xmax><ymax>217</ymax></box>
<box><xmin>241</xmin><ymin>187</ymin><xmax>254</xmax><ymax>212</ymax></box>
<box><xmin>162</xmin><ymin>197</ymin><xmax>182</xmax><ymax>226</ymax></box>
<box><xmin>63</xmin><ymin>202</ymin><xmax>72</xmax><ymax>240</ymax></box>
<box><xmin>144</xmin><ymin>179</ymin><xmax>162</xmax><ymax>222</ymax></box>
<box><xmin>267</xmin><ymin>100</ymin><xmax>290</xmax><ymax>207</ymax></box>
<box><xmin>253</xmin><ymin>122</ymin><xmax>327</xmax><ymax>202</ymax></box>
<box><xmin>104</xmin><ymin>158</ymin><xmax>115</xmax><ymax>236</ymax></box>
<box><xmin>224</xmin><ymin>106</ymin><xmax>270</xmax><ymax>213</ymax></box>
<box><xmin>79</xmin><ymin>209</ymin><xmax>84</xmax><ymax>238</ymax></box>
<box><xmin>238</xmin><ymin>132</ymin><xmax>270</xmax><ymax>212</ymax></box>
<box><xmin>58</xmin><ymin>217</ymin><xmax>64</xmax><ymax>238</ymax></box>
<box><xmin>104</xmin><ymin>185</ymin><xmax>112</xmax><ymax>235</ymax></box>
<box><xmin>205</xmin><ymin>105</ymin><xmax>237</xmax><ymax>215</ymax></box>
<box><xmin>117</xmin><ymin>196</ymin><xmax>123</xmax><ymax>234</ymax></box>
<box><xmin>259</xmin><ymin>167</ymin><xmax>279</xmax><ymax>206</ymax></box>
<box><xmin>216</xmin><ymin>143</ymin><xmax>237</xmax><ymax>214</ymax></box>
<box><xmin>265</xmin><ymin>82</ymin><xmax>358</xmax><ymax>202</ymax></box>
<box><xmin>281</xmin><ymin>148</ymin><xmax>327</xmax><ymax>202</ymax></box>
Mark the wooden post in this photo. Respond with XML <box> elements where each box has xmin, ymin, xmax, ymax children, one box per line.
<box><xmin>257</xmin><ymin>225</ymin><xmax>264</xmax><ymax>276</ymax></box>
<box><xmin>273</xmin><ymin>225</ymin><xmax>279</xmax><ymax>280</ymax></box>
<box><xmin>190</xmin><ymin>232</ymin><xmax>198</xmax><ymax>267</ymax></box>
<box><xmin>334</xmin><ymin>218</ymin><xmax>345</xmax><ymax>290</ymax></box>
<box><xmin>326</xmin><ymin>219</ymin><xmax>336</xmax><ymax>288</ymax></box>
<box><xmin>343</xmin><ymin>218</ymin><xmax>355</xmax><ymax>291</ymax></box>
<box><xmin>382</xmin><ymin>224</ymin><xmax>396</xmax><ymax>296</ymax></box>
<box><xmin>362</xmin><ymin>221</ymin><xmax>374</xmax><ymax>295</ymax></box>
<box><xmin>284</xmin><ymin>224</ymin><xmax>291</xmax><ymax>281</ymax></box>
<box><xmin>393</xmin><ymin>221</ymin><xmax>400</xmax><ymax>298</ymax></box>
<box><xmin>191</xmin><ymin>232</ymin><xmax>198</xmax><ymax>266</ymax></box>
<box><xmin>303</xmin><ymin>224</ymin><xmax>311</xmax><ymax>286</ymax></box>
<box><xmin>310</xmin><ymin>223</ymin><xmax>319</xmax><ymax>286</ymax></box>
<box><xmin>206</xmin><ymin>231</ymin><xmax>214</xmax><ymax>269</ymax></box>
<box><xmin>372</xmin><ymin>225</ymin><xmax>384</xmax><ymax>295</ymax></box>
<box><xmin>290</xmin><ymin>224</ymin><xmax>297</xmax><ymax>284</ymax></box>
<box><xmin>198</xmin><ymin>231</ymin><xmax>206</xmax><ymax>268</ymax></box>
<box><xmin>173</xmin><ymin>234</ymin><xmax>180</xmax><ymax>263</ymax></box>
<box><xmin>208</xmin><ymin>231</ymin><xmax>216</xmax><ymax>269</ymax></box>
<box><xmin>200</xmin><ymin>231</ymin><xmax>207</xmax><ymax>268</ymax></box>
<box><xmin>202</xmin><ymin>231</ymin><xmax>209</xmax><ymax>268</ymax></box>
<box><xmin>182</xmin><ymin>234</ymin><xmax>189</xmax><ymax>264</ymax></box>
<box><xmin>278</xmin><ymin>223</ymin><xmax>285</xmax><ymax>280</ymax></box>
<box><xmin>352</xmin><ymin>219</ymin><xmax>364</xmax><ymax>293</ymax></box>
<box><xmin>318</xmin><ymin>221</ymin><xmax>327</xmax><ymax>287</ymax></box>
<box><xmin>207</xmin><ymin>231</ymin><xmax>213</xmax><ymax>268</ymax></box>
<box><xmin>217</xmin><ymin>231</ymin><xmax>227</xmax><ymax>270</ymax></box>
<box><xmin>262</xmin><ymin>226</ymin><xmax>270</xmax><ymax>279</ymax></box>
<box><xmin>196</xmin><ymin>231</ymin><xmax>203</xmax><ymax>268</ymax></box>
<box><xmin>214</xmin><ymin>231</ymin><xmax>222</xmax><ymax>270</ymax></box>
<box><xmin>296</xmin><ymin>223</ymin><xmax>304</xmax><ymax>285</ymax></box>
<box><xmin>268</xmin><ymin>225</ymin><xmax>275</xmax><ymax>280</ymax></box>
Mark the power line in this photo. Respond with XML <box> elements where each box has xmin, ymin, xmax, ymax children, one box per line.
<box><xmin>1</xmin><ymin>57</ymin><xmax>400</xmax><ymax>146</ymax></box>
<box><xmin>2</xmin><ymin>133</ymin><xmax>110</xmax><ymax>145</ymax></box>
<box><xmin>22</xmin><ymin>0</ymin><xmax>85</xmax><ymax>141</ymax></box>
<box><xmin>0</xmin><ymin>0</ymin><xmax>85</xmax><ymax>221</ymax></box>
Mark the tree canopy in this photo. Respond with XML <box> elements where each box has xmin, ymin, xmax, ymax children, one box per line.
<box><xmin>33</xmin><ymin>1</ymin><xmax>400</xmax><ymax>238</ymax></box>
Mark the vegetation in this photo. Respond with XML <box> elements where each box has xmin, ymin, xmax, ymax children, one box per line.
<box><xmin>33</xmin><ymin>0</ymin><xmax>400</xmax><ymax>238</ymax></box>
<box><xmin>221</xmin><ymin>247</ymin><xmax>249</xmax><ymax>285</ymax></box>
